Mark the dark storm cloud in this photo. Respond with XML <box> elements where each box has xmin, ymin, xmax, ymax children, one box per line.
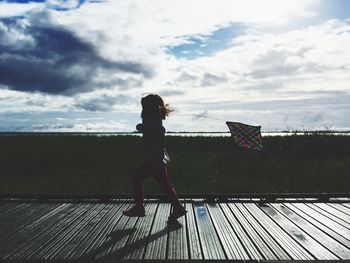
<box><xmin>0</xmin><ymin>14</ymin><xmax>153</xmax><ymax>95</ymax></box>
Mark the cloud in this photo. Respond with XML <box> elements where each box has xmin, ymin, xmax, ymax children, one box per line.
<box><xmin>0</xmin><ymin>1</ymin><xmax>44</xmax><ymax>17</ymax></box>
<box><xmin>0</xmin><ymin>12</ymin><xmax>153</xmax><ymax>95</ymax></box>
<box><xmin>158</xmin><ymin>89</ymin><xmax>185</xmax><ymax>96</ymax></box>
<box><xmin>1</xmin><ymin>1</ymin><xmax>350</xmax><ymax>131</ymax></box>
<box><xmin>75</xmin><ymin>94</ymin><xmax>133</xmax><ymax>112</ymax></box>
<box><xmin>201</xmin><ymin>73</ymin><xmax>228</xmax><ymax>87</ymax></box>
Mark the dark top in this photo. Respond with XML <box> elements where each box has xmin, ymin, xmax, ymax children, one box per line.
<box><xmin>136</xmin><ymin>117</ymin><xmax>169</xmax><ymax>164</ymax></box>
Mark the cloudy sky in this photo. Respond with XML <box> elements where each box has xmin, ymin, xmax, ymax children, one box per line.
<box><xmin>1</xmin><ymin>0</ymin><xmax>350</xmax><ymax>132</ymax></box>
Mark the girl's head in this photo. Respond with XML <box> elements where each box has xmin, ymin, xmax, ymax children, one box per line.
<box><xmin>141</xmin><ymin>94</ymin><xmax>173</xmax><ymax>120</ymax></box>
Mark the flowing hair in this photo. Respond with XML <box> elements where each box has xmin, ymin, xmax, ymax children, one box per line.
<box><xmin>141</xmin><ymin>94</ymin><xmax>173</xmax><ymax>120</ymax></box>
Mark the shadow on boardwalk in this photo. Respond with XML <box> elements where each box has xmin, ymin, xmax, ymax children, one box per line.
<box><xmin>81</xmin><ymin>220</ymin><xmax>183</xmax><ymax>261</ymax></box>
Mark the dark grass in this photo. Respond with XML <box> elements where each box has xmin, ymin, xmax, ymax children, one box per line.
<box><xmin>0</xmin><ymin>134</ymin><xmax>349</xmax><ymax>195</ymax></box>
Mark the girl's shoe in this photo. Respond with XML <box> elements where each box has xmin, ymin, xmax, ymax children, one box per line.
<box><xmin>168</xmin><ymin>206</ymin><xmax>187</xmax><ymax>222</ymax></box>
<box><xmin>123</xmin><ymin>206</ymin><xmax>145</xmax><ymax>217</ymax></box>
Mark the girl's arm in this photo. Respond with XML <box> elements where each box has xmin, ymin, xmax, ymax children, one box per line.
<box><xmin>136</xmin><ymin>123</ymin><xmax>144</xmax><ymax>132</ymax></box>
<box><xmin>137</xmin><ymin>121</ymin><xmax>165</xmax><ymax>135</ymax></box>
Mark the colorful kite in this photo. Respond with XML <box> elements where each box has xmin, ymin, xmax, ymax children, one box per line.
<box><xmin>226</xmin><ymin>121</ymin><xmax>263</xmax><ymax>151</ymax></box>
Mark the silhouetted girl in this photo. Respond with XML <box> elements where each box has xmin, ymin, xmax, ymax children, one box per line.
<box><xmin>123</xmin><ymin>94</ymin><xmax>187</xmax><ymax>221</ymax></box>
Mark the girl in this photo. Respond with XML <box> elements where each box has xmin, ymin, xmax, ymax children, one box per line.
<box><xmin>123</xmin><ymin>94</ymin><xmax>187</xmax><ymax>222</ymax></box>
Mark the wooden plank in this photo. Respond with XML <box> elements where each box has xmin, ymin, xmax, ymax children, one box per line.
<box><xmin>71</xmin><ymin>203</ymin><xmax>126</xmax><ymax>259</ymax></box>
<box><xmin>236</xmin><ymin>203</ymin><xmax>292</xmax><ymax>260</ymax></box>
<box><xmin>185</xmin><ymin>202</ymin><xmax>202</xmax><ymax>259</ymax></box>
<box><xmin>31</xmin><ymin>203</ymin><xmax>104</xmax><ymax>259</ymax></box>
<box><xmin>0</xmin><ymin>203</ymin><xmax>72</xmax><ymax>258</ymax></box>
<box><xmin>313</xmin><ymin>203</ymin><xmax>350</xmax><ymax>224</ymax></box>
<box><xmin>221</xmin><ymin>203</ymin><xmax>263</xmax><ymax>260</ymax></box>
<box><xmin>42</xmin><ymin>203</ymin><xmax>118</xmax><ymax>259</ymax></box>
<box><xmin>271</xmin><ymin>204</ymin><xmax>339</xmax><ymax>260</ymax></box>
<box><xmin>0</xmin><ymin>203</ymin><xmax>45</xmax><ymax>230</ymax></box>
<box><xmin>7</xmin><ymin>204</ymin><xmax>92</xmax><ymax>259</ymax></box>
<box><xmin>52</xmin><ymin>204</ymin><xmax>111</xmax><ymax>259</ymax></box>
<box><xmin>305</xmin><ymin>203</ymin><xmax>350</xmax><ymax>229</ymax></box>
<box><xmin>94</xmin><ymin>203</ymin><xmax>138</xmax><ymax>260</ymax></box>
<box><xmin>121</xmin><ymin>203</ymin><xmax>158</xmax><ymax>260</ymax></box>
<box><xmin>90</xmin><ymin>203</ymin><xmax>131</xmax><ymax>260</ymax></box>
<box><xmin>0</xmin><ymin>203</ymin><xmax>32</xmax><ymax>222</ymax></box>
<box><xmin>0</xmin><ymin>203</ymin><xmax>60</xmax><ymax>242</ymax></box>
<box><xmin>144</xmin><ymin>203</ymin><xmax>171</xmax><ymax>259</ymax></box>
<box><xmin>285</xmin><ymin>203</ymin><xmax>350</xmax><ymax>247</ymax></box>
<box><xmin>193</xmin><ymin>202</ymin><xmax>226</xmax><ymax>259</ymax></box>
<box><xmin>86</xmin><ymin>203</ymin><xmax>129</xmax><ymax>260</ymax></box>
<box><xmin>246</xmin><ymin>203</ymin><xmax>313</xmax><ymax>260</ymax></box>
<box><xmin>327</xmin><ymin>203</ymin><xmax>350</xmax><ymax>215</ymax></box>
<box><xmin>228</xmin><ymin>203</ymin><xmax>278</xmax><ymax>260</ymax></box>
<box><xmin>167</xmin><ymin>203</ymin><xmax>188</xmax><ymax>260</ymax></box>
<box><xmin>60</xmin><ymin>204</ymin><xmax>115</xmax><ymax>259</ymax></box>
<box><xmin>272</xmin><ymin>203</ymin><xmax>350</xmax><ymax>259</ymax></box>
<box><xmin>264</xmin><ymin>204</ymin><xmax>338</xmax><ymax>260</ymax></box>
<box><xmin>206</xmin><ymin>203</ymin><xmax>249</xmax><ymax>260</ymax></box>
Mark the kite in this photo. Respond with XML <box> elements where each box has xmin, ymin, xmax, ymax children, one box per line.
<box><xmin>226</xmin><ymin>121</ymin><xmax>263</xmax><ymax>151</ymax></box>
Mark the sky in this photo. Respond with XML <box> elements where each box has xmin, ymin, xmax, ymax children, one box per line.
<box><xmin>0</xmin><ymin>0</ymin><xmax>350</xmax><ymax>132</ymax></box>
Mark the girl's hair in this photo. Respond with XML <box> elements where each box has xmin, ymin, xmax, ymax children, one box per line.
<box><xmin>141</xmin><ymin>94</ymin><xmax>173</xmax><ymax>120</ymax></box>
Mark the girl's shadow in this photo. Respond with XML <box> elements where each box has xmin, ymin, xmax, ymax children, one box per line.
<box><xmin>82</xmin><ymin>220</ymin><xmax>183</xmax><ymax>261</ymax></box>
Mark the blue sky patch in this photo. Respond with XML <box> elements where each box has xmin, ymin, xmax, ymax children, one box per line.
<box><xmin>168</xmin><ymin>23</ymin><xmax>246</xmax><ymax>60</ymax></box>
<box><xmin>4</xmin><ymin>0</ymin><xmax>86</xmax><ymax>11</ymax></box>
<box><xmin>4</xmin><ymin>0</ymin><xmax>46</xmax><ymax>3</ymax></box>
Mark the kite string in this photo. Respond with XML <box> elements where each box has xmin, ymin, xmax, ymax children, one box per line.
<box><xmin>175</xmin><ymin>113</ymin><xmax>226</xmax><ymax>122</ymax></box>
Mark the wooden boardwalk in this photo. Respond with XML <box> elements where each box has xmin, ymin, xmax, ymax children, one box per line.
<box><xmin>0</xmin><ymin>198</ymin><xmax>350</xmax><ymax>262</ymax></box>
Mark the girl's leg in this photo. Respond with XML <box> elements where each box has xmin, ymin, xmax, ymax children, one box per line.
<box><xmin>132</xmin><ymin>162</ymin><xmax>151</xmax><ymax>207</ymax></box>
<box><xmin>152</xmin><ymin>163</ymin><xmax>183</xmax><ymax>210</ymax></box>
<box><xmin>123</xmin><ymin>162</ymin><xmax>151</xmax><ymax>217</ymax></box>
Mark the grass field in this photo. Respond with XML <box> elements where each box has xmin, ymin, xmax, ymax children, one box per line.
<box><xmin>0</xmin><ymin>134</ymin><xmax>349</xmax><ymax>195</ymax></box>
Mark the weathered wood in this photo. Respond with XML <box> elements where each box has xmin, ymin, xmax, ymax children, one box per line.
<box><xmin>272</xmin><ymin>204</ymin><xmax>350</xmax><ymax>259</ymax></box>
<box><xmin>64</xmin><ymin>204</ymin><xmax>115</xmax><ymax>259</ymax></box>
<box><xmin>228</xmin><ymin>203</ymin><xmax>278</xmax><ymax>260</ymax></box>
<box><xmin>185</xmin><ymin>202</ymin><xmax>202</xmax><ymax>259</ymax></box>
<box><xmin>70</xmin><ymin>204</ymin><xmax>125</xmax><ymax>259</ymax></box>
<box><xmin>193</xmin><ymin>202</ymin><xmax>226</xmax><ymax>259</ymax></box>
<box><xmin>286</xmin><ymin>203</ymin><xmax>350</xmax><ymax>246</ymax></box>
<box><xmin>0</xmin><ymin>203</ymin><xmax>32</xmax><ymax>222</ymax></box>
<box><xmin>221</xmin><ymin>203</ymin><xmax>263</xmax><ymax>260</ymax></box>
<box><xmin>236</xmin><ymin>203</ymin><xmax>291</xmax><ymax>260</ymax></box>
<box><xmin>144</xmin><ymin>203</ymin><xmax>170</xmax><ymax>259</ymax></box>
<box><xmin>0</xmin><ymin>203</ymin><xmax>60</xmax><ymax>243</ymax></box>
<box><xmin>53</xmin><ymin>204</ymin><xmax>110</xmax><ymax>259</ymax></box>
<box><xmin>313</xmin><ymin>203</ymin><xmax>350</xmax><ymax>225</ymax></box>
<box><xmin>0</xmin><ymin>203</ymin><xmax>73</xmax><ymax>258</ymax></box>
<box><xmin>305</xmin><ymin>203</ymin><xmax>350</xmax><ymax>229</ymax></box>
<box><xmin>327</xmin><ymin>203</ymin><xmax>350</xmax><ymax>215</ymax></box>
<box><xmin>1</xmin><ymin>199</ymin><xmax>350</xmax><ymax>261</ymax></box>
<box><xmin>86</xmin><ymin>203</ymin><xmax>128</xmax><ymax>259</ymax></box>
<box><xmin>12</xmin><ymin>204</ymin><xmax>93</xmax><ymax>259</ymax></box>
<box><xmin>206</xmin><ymin>203</ymin><xmax>249</xmax><ymax>260</ymax></box>
<box><xmin>121</xmin><ymin>203</ymin><xmax>158</xmax><ymax>260</ymax></box>
<box><xmin>246</xmin><ymin>203</ymin><xmax>313</xmax><ymax>260</ymax></box>
<box><xmin>261</xmin><ymin>204</ymin><xmax>337</xmax><ymax>260</ymax></box>
<box><xmin>96</xmin><ymin>203</ymin><xmax>138</xmax><ymax>260</ymax></box>
<box><xmin>167</xmin><ymin>202</ymin><xmax>188</xmax><ymax>260</ymax></box>
<box><xmin>35</xmin><ymin>203</ymin><xmax>106</xmax><ymax>259</ymax></box>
